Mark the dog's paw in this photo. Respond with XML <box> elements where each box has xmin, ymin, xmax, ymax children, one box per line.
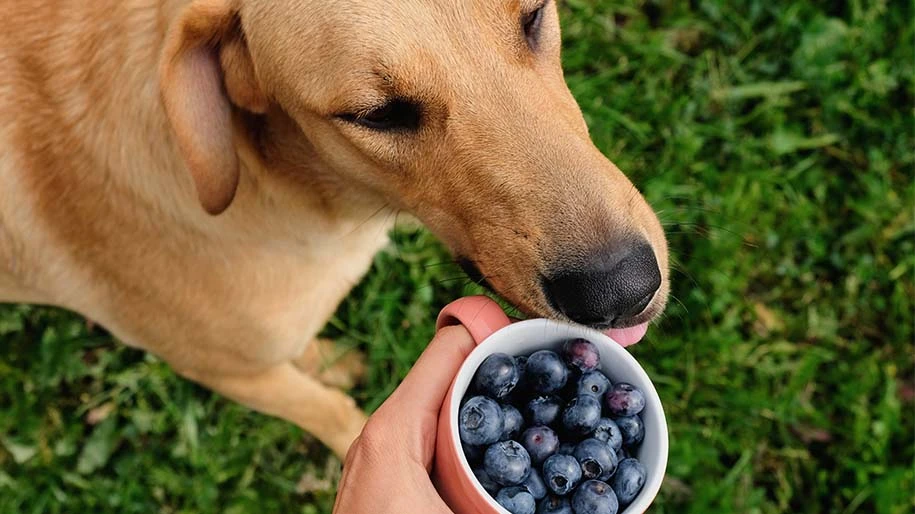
<box><xmin>295</xmin><ymin>338</ymin><xmax>367</xmax><ymax>390</ymax></box>
<box><xmin>332</xmin><ymin>407</ymin><xmax>368</xmax><ymax>459</ymax></box>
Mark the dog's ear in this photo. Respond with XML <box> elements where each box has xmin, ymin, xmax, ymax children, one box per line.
<box><xmin>160</xmin><ymin>0</ymin><xmax>267</xmax><ymax>215</ymax></box>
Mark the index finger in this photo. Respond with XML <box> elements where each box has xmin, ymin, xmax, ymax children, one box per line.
<box><xmin>384</xmin><ymin>324</ymin><xmax>476</xmax><ymax>418</ymax></box>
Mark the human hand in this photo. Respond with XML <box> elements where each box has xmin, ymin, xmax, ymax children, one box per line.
<box><xmin>332</xmin><ymin>324</ymin><xmax>476</xmax><ymax>514</ymax></box>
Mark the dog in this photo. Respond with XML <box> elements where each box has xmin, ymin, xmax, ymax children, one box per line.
<box><xmin>0</xmin><ymin>0</ymin><xmax>669</xmax><ymax>458</ymax></box>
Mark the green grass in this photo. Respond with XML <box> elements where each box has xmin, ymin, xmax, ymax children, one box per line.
<box><xmin>2</xmin><ymin>1</ymin><xmax>913</xmax><ymax>513</ymax></box>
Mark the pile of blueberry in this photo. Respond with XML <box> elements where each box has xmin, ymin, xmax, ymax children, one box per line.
<box><xmin>458</xmin><ymin>339</ymin><xmax>648</xmax><ymax>514</ymax></box>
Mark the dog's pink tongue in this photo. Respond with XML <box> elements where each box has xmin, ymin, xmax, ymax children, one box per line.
<box><xmin>604</xmin><ymin>322</ymin><xmax>649</xmax><ymax>347</ymax></box>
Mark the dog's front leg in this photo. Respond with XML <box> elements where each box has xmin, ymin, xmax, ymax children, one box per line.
<box><xmin>189</xmin><ymin>363</ymin><xmax>367</xmax><ymax>458</ymax></box>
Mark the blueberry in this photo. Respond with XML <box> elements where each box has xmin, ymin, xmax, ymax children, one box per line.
<box><xmin>577</xmin><ymin>370</ymin><xmax>612</xmax><ymax>398</ymax></box>
<box><xmin>561</xmin><ymin>395</ymin><xmax>602</xmax><ymax>436</ymax></box>
<box><xmin>537</xmin><ymin>495</ymin><xmax>574</xmax><ymax>514</ymax></box>
<box><xmin>572</xmin><ymin>438</ymin><xmax>619</xmax><ymax>481</ymax></box>
<box><xmin>615</xmin><ymin>446</ymin><xmax>630</xmax><ymax>463</ymax></box>
<box><xmin>501</xmin><ymin>404</ymin><xmax>525</xmax><ymax>441</ymax></box>
<box><xmin>525</xmin><ymin>395</ymin><xmax>563</xmax><ymax>426</ymax></box>
<box><xmin>605</xmin><ymin>383</ymin><xmax>646</xmax><ymax>417</ymax></box>
<box><xmin>571</xmin><ymin>480</ymin><xmax>619</xmax><ymax>514</ymax></box>
<box><xmin>525</xmin><ymin>350</ymin><xmax>569</xmax><ymax>394</ymax></box>
<box><xmin>611</xmin><ymin>458</ymin><xmax>647</xmax><ymax>507</ymax></box>
<box><xmin>542</xmin><ymin>454</ymin><xmax>582</xmax><ymax>496</ymax></box>
<box><xmin>473</xmin><ymin>467</ymin><xmax>501</xmax><ymax>495</ymax></box>
<box><xmin>459</xmin><ymin>396</ymin><xmax>504</xmax><ymax>446</ymax></box>
<box><xmin>593</xmin><ymin>418</ymin><xmax>623</xmax><ymax>451</ymax></box>
<box><xmin>464</xmin><ymin>444</ymin><xmax>485</xmax><ymax>466</ymax></box>
<box><xmin>521</xmin><ymin>426</ymin><xmax>560</xmax><ymax>465</ymax></box>
<box><xmin>474</xmin><ymin>353</ymin><xmax>520</xmax><ymax>400</ymax></box>
<box><xmin>485</xmin><ymin>440</ymin><xmax>532</xmax><ymax>486</ymax></box>
<box><xmin>561</xmin><ymin>339</ymin><xmax>600</xmax><ymax>373</ymax></box>
<box><xmin>614</xmin><ymin>415</ymin><xmax>645</xmax><ymax>448</ymax></box>
<box><xmin>497</xmin><ymin>486</ymin><xmax>537</xmax><ymax>514</ymax></box>
<box><xmin>557</xmin><ymin>442</ymin><xmax>577</xmax><ymax>456</ymax></box>
<box><xmin>537</xmin><ymin>495</ymin><xmax>573</xmax><ymax>514</ymax></box>
<box><xmin>522</xmin><ymin>467</ymin><xmax>548</xmax><ymax>500</ymax></box>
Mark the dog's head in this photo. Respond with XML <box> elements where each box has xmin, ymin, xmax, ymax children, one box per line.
<box><xmin>160</xmin><ymin>0</ymin><xmax>668</xmax><ymax>341</ymax></box>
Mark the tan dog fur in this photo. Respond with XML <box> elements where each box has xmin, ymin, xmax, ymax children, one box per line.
<box><xmin>0</xmin><ymin>0</ymin><xmax>668</xmax><ymax>458</ymax></box>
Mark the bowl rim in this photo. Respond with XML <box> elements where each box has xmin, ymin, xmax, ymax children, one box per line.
<box><xmin>446</xmin><ymin>318</ymin><xmax>669</xmax><ymax>514</ymax></box>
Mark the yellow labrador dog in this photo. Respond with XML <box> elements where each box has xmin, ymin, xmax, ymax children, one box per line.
<box><xmin>0</xmin><ymin>0</ymin><xmax>669</xmax><ymax>457</ymax></box>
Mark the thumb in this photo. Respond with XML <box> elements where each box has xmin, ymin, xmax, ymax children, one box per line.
<box><xmin>384</xmin><ymin>324</ymin><xmax>477</xmax><ymax>418</ymax></box>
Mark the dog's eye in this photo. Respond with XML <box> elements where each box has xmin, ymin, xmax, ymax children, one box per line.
<box><xmin>522</xmin><ymin>2</ymin><xmax>547</xmax><ymax>49</ymax></box>
<box><xmin>340</xmin><ymin>99</ymin><xmax>421</xmax><ymax>132</ymax></box>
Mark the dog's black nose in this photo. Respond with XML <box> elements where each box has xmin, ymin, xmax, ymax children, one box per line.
<box><xmin>542</xmin><ymin>241</ymin><xmax>661</xmax><ymax>326</ymax></box>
